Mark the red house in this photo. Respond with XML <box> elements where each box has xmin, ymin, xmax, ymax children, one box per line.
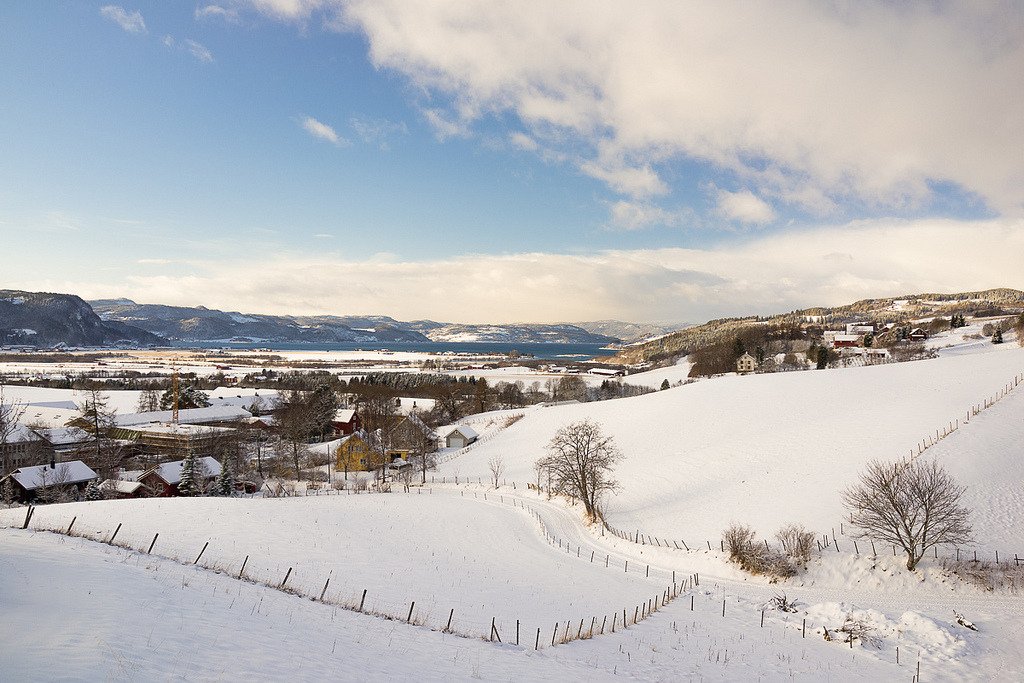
<box><xmin>331</xmin><ymin>408</ymin><xmax>361</xmax><ymax>436</ymax></box>
<box><xmin>139</xmin><ymin>457</ymin><xmax>222</xmax><ymax>497</ymax></box>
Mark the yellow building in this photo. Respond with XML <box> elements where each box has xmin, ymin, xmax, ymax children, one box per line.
<box><xmin>335</xmin><ymin>433</ymin><xmax>378</xmax><ymax>472</ymax></box>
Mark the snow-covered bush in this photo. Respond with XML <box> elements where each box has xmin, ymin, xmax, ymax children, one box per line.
<box><xmin>775</xmin><ymin>524</ymin><xmax>815</xmax><ymax>564</ymax></box>
<box><xmin>722</xmin><ymin>523</ymin><xmax>796</xmax><ymax>580</ymax></box>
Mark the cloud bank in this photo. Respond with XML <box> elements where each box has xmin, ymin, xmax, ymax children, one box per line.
<box><xmin>38</xmin><ymin>218</ymin><xmax>1024</xmax><ymax>324</ymax></box>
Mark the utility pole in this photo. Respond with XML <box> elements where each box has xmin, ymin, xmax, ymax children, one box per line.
<box><xmin>172</xmin><ymin>369</ymin><xmax>180</xmax><ymax>424</ymax></box>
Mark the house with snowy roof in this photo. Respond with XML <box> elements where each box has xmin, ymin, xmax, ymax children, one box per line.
<box><xmin>0</xmin><ymin>460</ymin><xmax>98</xmax><ymax>503</ymax></box>
<box><xmin>330</xmin><ymin>408</ymin><xmax>361</xmax><ymax>436</ymax></box>
<box><xmin>138</xmin><ymin>456</ymin><xmax>222</xmax><ymax>497</ymax></box>
<box><xmin>436</xmin><ymin>424</ymin><xmax>479</xmax><ymax>450</ymax></box>
<box><xmin>0</xmin><ymin>422</ymin><xmax>51</xmax><ymax>473</ymax></box>
<box><xmin>34</xmin><ymin>427</ymin><xmax>95</xmax><ymax>457</ymax></box>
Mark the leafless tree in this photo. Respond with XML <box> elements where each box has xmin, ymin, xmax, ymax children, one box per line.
<box><xmin>136</xmin><ymin>388</ymin><xmax>160</xmax><ymax>413</ymax></box>
<box><xmin>843</xmin><ymin>458</ymin><xmax>973</xmax><ymax>570</ymax></box>
<box><xmin>275</xmin><ymin>391</ymin><xmax>315</xmax><ymax>480</ymax></box>
<box><xmin>536</xmin><ymin>420</ymin><xmax>621</xmax><ymax>522</ymax></box>
<box><xmin>33</xmin><ymin>463</ymin><xmax>75</xmax><ymax>504</ymax></box>
<box><xmin>0</xmin><ymin>384</ymin><xmax>28</xmax><ymax>477</ymax></box>
<box><xmin>488</xmin><ymin>455</ymin><xmax>505</xmax><ymax>488</ymax></box>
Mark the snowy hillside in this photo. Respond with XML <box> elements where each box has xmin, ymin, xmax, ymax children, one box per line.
<box><xmin>438</xmin><ymin>345</ymin><xmax>1024</xmax><ymax>548</ymax></box>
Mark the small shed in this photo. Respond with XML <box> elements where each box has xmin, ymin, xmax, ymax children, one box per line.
<box><xmin>437</xmin><ymin>425</ymin><xmax>479</xmax><ymax>450</ymax></box>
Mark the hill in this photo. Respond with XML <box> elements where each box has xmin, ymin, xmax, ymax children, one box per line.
<box><xmin>90</xmin><ymin>299</ymin><xmax>619</xmax><ymax>345</ymax></box>
<box><xmin>0</xmin><ymin>290</ymin><xmax>163</xmax><ymax>348</ymax></box>
<box><xmin>612</xmin><ymin>288</ymin><xmax>1024</xmax><ymax>366</ymax></box>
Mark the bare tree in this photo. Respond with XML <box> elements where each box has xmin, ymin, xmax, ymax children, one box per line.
<box><xmin>488</xmin><ymin>455</ymin><xmax>505</xmax><ymax>489</ymax></box>
<box><xmin>275</xmin><ymin>391</ymin><xmax>315</xmax><ymax>480</ymax></box>
<box><xmin>843</xmin><ymin>458</ymin><xmax>973</xmax><ymax>570</ymax></box>
<box><xmin>536</xmin><ymin>420</ymin><xmax>621</xmax><ymax>522</ymax></box>
<box><xmin>136</xmin><ymin>387</ymin><xmax>160</xmax><ymax>413</ymax></box>
<box><xmin>0</xmin><ymin>384</ymin><xmax>28</xmax><ymax>477</ymax></box>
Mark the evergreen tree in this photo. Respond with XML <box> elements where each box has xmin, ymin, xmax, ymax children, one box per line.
<box><xmin>216</xmin><ymin>460</ymin><xmax>234</xmax><ymax>497</ymax></box>
<box><xmin>816</xmin><ymin>347</ymin><xmax>830</xmax><ymax>369</ymax></box>
<box><xmin>660</xmin><ymin>379</ymin><xmax>670</xmax><ymax>391</ymax></box>
<box><xmin>84</xmin><ymin>480</ymin><xmax>103</xmax><ymax>501</ymax></box>
<box><xmin>733</xmin><ymin>337</ymin><xmax>745</xmax><ymax>359</ymax></box>
<box><xmin>177</xmin><ymin>452</ymin><xmax>202</xmax><ymax>496</ymax></box>
<box><xmin>160</xmin><ymin>385</ymin><xmax>211</xmax><ymax>411</ymax></box>
<box><xmin>992</xmin><ymin>326</ymin><xmax>1004</xmax><ymax>344</ymax></box>
<box><xmin>1</xmin><ymin>477</ymin><xmax>15</xmax><ymax>504</ymax></box>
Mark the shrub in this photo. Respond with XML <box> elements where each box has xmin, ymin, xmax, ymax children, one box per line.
<box><xmin>723</xmin><ymin>523</ymin><xmax>756</xmax><ymax>561</ymax></box>
<box><xmin>722</xmin><ymin>523</ymin><xmax>796</xmax><ymax>580</ymax></box>
<box><xmin>775</xmin><ymin>524</ymin><xmax>815</xmax><ymax>564</ymax></box>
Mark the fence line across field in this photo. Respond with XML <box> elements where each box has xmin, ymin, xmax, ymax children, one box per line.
<box><xmin>4</xmin><ymin>515</ymin><xmax>936</xmax><ymax>676</ymax></box>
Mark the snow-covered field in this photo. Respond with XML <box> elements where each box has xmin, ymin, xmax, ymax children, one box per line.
<box><xmin>438</xmin><ymin>345</ymin><xmax>1024</xmax><ymax>550</ymax></box>
<box><xmin>3</xmin><ymin>335</ymin><xmax>1024</xmax><ymax>681</ymax></box>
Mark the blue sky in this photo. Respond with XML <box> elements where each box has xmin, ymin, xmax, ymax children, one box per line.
<box><xmin>1</xmin><ymin>2</ymin><xmax>1023</xmax><ymax>323</ymax></box>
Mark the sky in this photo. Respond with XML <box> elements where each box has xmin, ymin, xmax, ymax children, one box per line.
<box><xmin>1</xmin><ymin>1</ymin><xmax>1023</xmax><ymax>324</ymax></box>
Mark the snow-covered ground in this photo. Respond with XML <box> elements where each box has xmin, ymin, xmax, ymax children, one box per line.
<box><xmin>3</xmin><ymin>333</ymin><xmax>1024</xmax><ymax>681</ymax></box>
<box><xmin>437</xmin><ymin>345</ymin><xmax>1024</xmax><ymax>550</ymax></box>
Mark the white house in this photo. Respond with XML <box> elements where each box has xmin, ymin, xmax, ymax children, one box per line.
<box><xmin>736</xmin><ymin>352</ymin><xmax>757</xmax><ymax>374</ymax></box>
<box><xmin>436</xmin><ymin>425</ymin><xmax>479</xmax><ymax>450</ymax></box>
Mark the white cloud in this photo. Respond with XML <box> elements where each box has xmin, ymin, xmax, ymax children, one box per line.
<box><xmin>161</xmin><ymin>35</ymin><xmax>175</xmax><ymax>47</ymax></box>
<box><xmin>195</xmin><ymin>5</ymin><xmax>239</xmax><ymax>22</ymax></box>
<box><xmin>714</xmin><ymin>189</ymin><xmax>776</xmax><ymax>225</ymax></box>
<box><xmin>422</xmin><ymin>108</ymin><xmax>470</xmax><ymax>141</ymax></box>
<box><xmin>607</xmin><ymin>200</ymin><xmax>692</xmax><ymax>231</ymax></box>
<box><xmin>100</xmin><ymin>5</ymin><xmax>146</xmax><ymax>34</ymax></box>
<box><xmin>349</xmin><ymin>116</ymin><xmax>408</xmax><ymax>148</ymax></box>
<box><xmin>313</xmin><ymin>233</ymin><xmax>334</xmax><ymax>239</ymax></box>
<box><xmin>510</xmin><ymin>132</ymin><xmax>538</xmax><ymax>152</ymax></box>
<box><xmin>313</xmin><ymin>1</ymin><xmax>1024</xmax><ymax>215</ymax></box>
<box><xmin>44</xmin><ymin>218</ymin><xmax>1024</xmax><ymax>324</ymax></box>
<box><xmin>300</xmin><ymin>116</ymin><xmax>347</xmax><ymax>146</ymax></box>
<box><xmin>184</xmin><ymin>39</ymin><xmax>214</xmax><ymax>63</ymax></box>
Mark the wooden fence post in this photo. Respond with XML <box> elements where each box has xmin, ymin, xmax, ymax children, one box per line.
<box><xmin>238</xmin><ymin>555</ymin><xmax>248</xmax><ymax>578</ymax></box>
<box><xmin>193</xmin><ymin>541</ymin><xmax>208</xmax><ymax>565</ymax></box>
<box><xmin>279</xmin><ymin>567</ymin><xmax>292</xmax><ymax>589</ymax></box>
<box><xmin>359</xmin><ymin>589</ymin><xmax>367</xmax><ymax>612</ymax></box>
<box><xmin>109</xmin><ymin>523</ymin><xmax>122</xmax><ymax>545</ymax></box>
<box><xmin>147</xmin><ymin>533</ymin><xmax>159</xmax><ymax>554</ymax></box>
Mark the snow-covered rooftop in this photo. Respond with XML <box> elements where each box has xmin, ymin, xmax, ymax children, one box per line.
<box><xmin>8</xmin><ymin>461</ymin><xmax>97</xmax><ymax>490</ymax></box>
<box><xmin>115</xmin><ymin>405</ymin><xmax>252</xmax><ymax>427</ymax></box>
<box><xmin>145</xmin><ymin>457</ymin><xmax>222</xmax><ymax>486</ymax></box>
<box><xmin>35</xmin><ymin>427</ymin><xmax>94</xmax><ymax>447</ymax></box>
